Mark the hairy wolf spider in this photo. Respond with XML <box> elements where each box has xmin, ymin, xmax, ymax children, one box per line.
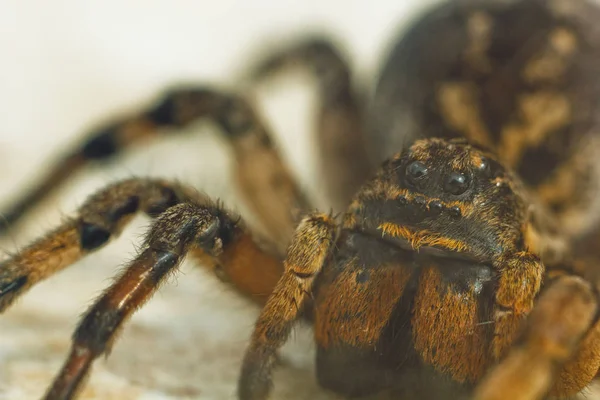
<box><xmin>3</xmin><ymin>0</ymin><xmax>600</xmax><ymax>399</ymax></box>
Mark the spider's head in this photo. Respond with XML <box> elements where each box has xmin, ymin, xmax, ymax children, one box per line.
<box><xmin>345</xmin><ymin>138</ymin><xmax>530</xmax><ymax>262</ymax></box>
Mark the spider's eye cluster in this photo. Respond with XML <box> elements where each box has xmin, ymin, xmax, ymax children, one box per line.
<box><xmin>405</xmin><ymin>160</ymin><xmax>471</xmax><ymax>196</ymax></box>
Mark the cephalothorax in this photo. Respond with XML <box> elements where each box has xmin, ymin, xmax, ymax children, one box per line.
<box><xmin>2</xmin><ymin>0</ymin><xmax>600</xmax><ymax>399</ymax></box>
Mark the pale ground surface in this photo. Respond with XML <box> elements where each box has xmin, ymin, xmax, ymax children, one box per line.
<box><xmin>0</xmin><ymin>1</ymin><xmax>600</xmax><ymax>400</ymax></box>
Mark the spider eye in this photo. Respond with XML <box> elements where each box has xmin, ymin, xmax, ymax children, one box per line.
<box><xmin>444</xmin><ymin>172</ymin><xmax>470</xmax><ymax>195</ymax></box>
<box><xmin>478</xmin><ymin>157</ymin><xmax>491</xmax><ymax>177</ymax></box>
<box><xmin>406</xmin><ymin>161</ymin><xmax>428</xmax><ymax>186</ymax></box>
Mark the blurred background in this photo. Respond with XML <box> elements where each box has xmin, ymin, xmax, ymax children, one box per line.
<box><xmin>0</xmin><ymin>1</ymin><xmax>437</xmax><ymax>399</ymax></box>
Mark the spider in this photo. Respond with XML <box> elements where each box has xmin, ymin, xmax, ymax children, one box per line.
<box><xmin>2</xmin><ymin>0</ymin><xmax>600</xmax><ymax>399</ymax></box>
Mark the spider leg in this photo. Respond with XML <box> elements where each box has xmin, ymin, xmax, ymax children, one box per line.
<box><xmin>0</xmin><ymin>178</ymin><xmax>283</xmax><ymax>313</ymax></box>
<box><xmin>490</xmin><ymin>252</ymin><xmax>544</xmax><ymax>360</ymax></box>
<box><xmin>473</xmin><ymin>273</ymin><xmax>599</xmax><ymax>400</ymax></box>
<box><xmin>40</xmin><ymin>199</ymin><xmax>282</xmax><ymax>400</ymax></box>
<box><xmin>247</xmin><ymin>37</ymin><xmax>373</xmax><ymax>211</ymax></box>
<box><xmin>1</xmin><ymin>88</ymin><xmax>308</xmax><ymax>250</ymax></box>
<box><xmin>237</xmin><ymin>213</ymin><xmax>337</xmax><ymax>400</ymax></box>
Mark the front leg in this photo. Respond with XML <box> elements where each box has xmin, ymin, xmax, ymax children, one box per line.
<box><xmin>43</xmin><ymin>203</ymin><xmax>219</xmax><ymax>399</ymax></box>
<box><xmin>42</xmin><ymin>197</ymin><xmax>286</xmax><ymax>400</ymax></box>
<box><xmin>238</xmin><ymin>213</ymin><xmax>338</xmax><ymax>400</ymax></box>
<box><xmin>474</xmin><ymin>273</ymin><xmax>598</xmax><ymax>400</ymax></box>
<box><xmin>0</xmin><ymin>178</ymin><xmax>285</xmax><ymax>311</ymax></box>
<box><xmin>491</xmin><ymin>251</ymin><xmax>543</xmax><ymax>360</ymax></box>
<box><xmin>0</xmin><ymin>178</ymin><xmax>184</xmax><ymax>311</ymax></box>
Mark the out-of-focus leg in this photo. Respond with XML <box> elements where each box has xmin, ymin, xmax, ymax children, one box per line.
<box><xmin>1</xmin><ymin>88</ymin><xmax>310</xmax><ymax>251</ymax></box>
<box><xmin>249</xmin><ymin>37</ymin><xmax>373</xmax><ymax>211</ymax></box>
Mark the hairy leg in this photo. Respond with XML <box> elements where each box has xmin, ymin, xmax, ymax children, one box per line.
<box><xmin>0</xmin><ymin>178</ymin><xmax>283</xmax><ymax>314</ymax></box>
<box><xmin>238</xmin><ymin>212</ymin><xmax>338</xmax><ymax>400</ymax></box>
<box><xmin>248</xmin><ymin>37</ymin><xmax>373</xmax><ymax>211</ymax></box>
<box><xmin>473</xmin><ymin>273</ymin><xmax>599</xmax><ymax>400</ymax></box>
<box><xmin>39</xmin><ymin>198</ymin><xmax>286</xmax><ymax>400</ymax></box>
<box><xmin>0</xmin><ymin>88</ymin><xmax>309</xmax><ymax>250</ymax></box>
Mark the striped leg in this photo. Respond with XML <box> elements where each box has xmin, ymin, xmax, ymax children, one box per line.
<box><xmin>0</xmin><ymin>88</ymin><xmax>309</xmax><ymax>251</ymax></box>
<box><xmin>0</xmin><ymin>178</ymin><xmax>283</xmax><ymax>314</ymax></box>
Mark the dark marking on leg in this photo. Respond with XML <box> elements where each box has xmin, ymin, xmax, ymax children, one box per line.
<box><xmin>81</xmin><ymin>124</ymin><xmax>119</xmax><ymax>160</ymax></box>
<box><xmin>152</xmin><ymin>251</ymin><xmax>180</xmax><ymax>274</ymax></box>
<box><xmin>145</xmin><ymin>187</ymin><xmax>180</xmax><ymax>217</ymax></box>
<box><xmin>144</xmin><ymin>95</ymin><xmax>179</xmax><ymax>126</ymax></box>
<box><xmin>106</xmin><ymin>196</ymin><xmax>140</xmax><ymax>222</ymax></box>
<box><xmin>0</xmin><ymin>275</ymin><xmax>27</xmax><ymax>297</ymax></box>
<box><xmin>78</xmin><ymin>222</ymin><xmax>111</xmax><ymax>251</ymax></box>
